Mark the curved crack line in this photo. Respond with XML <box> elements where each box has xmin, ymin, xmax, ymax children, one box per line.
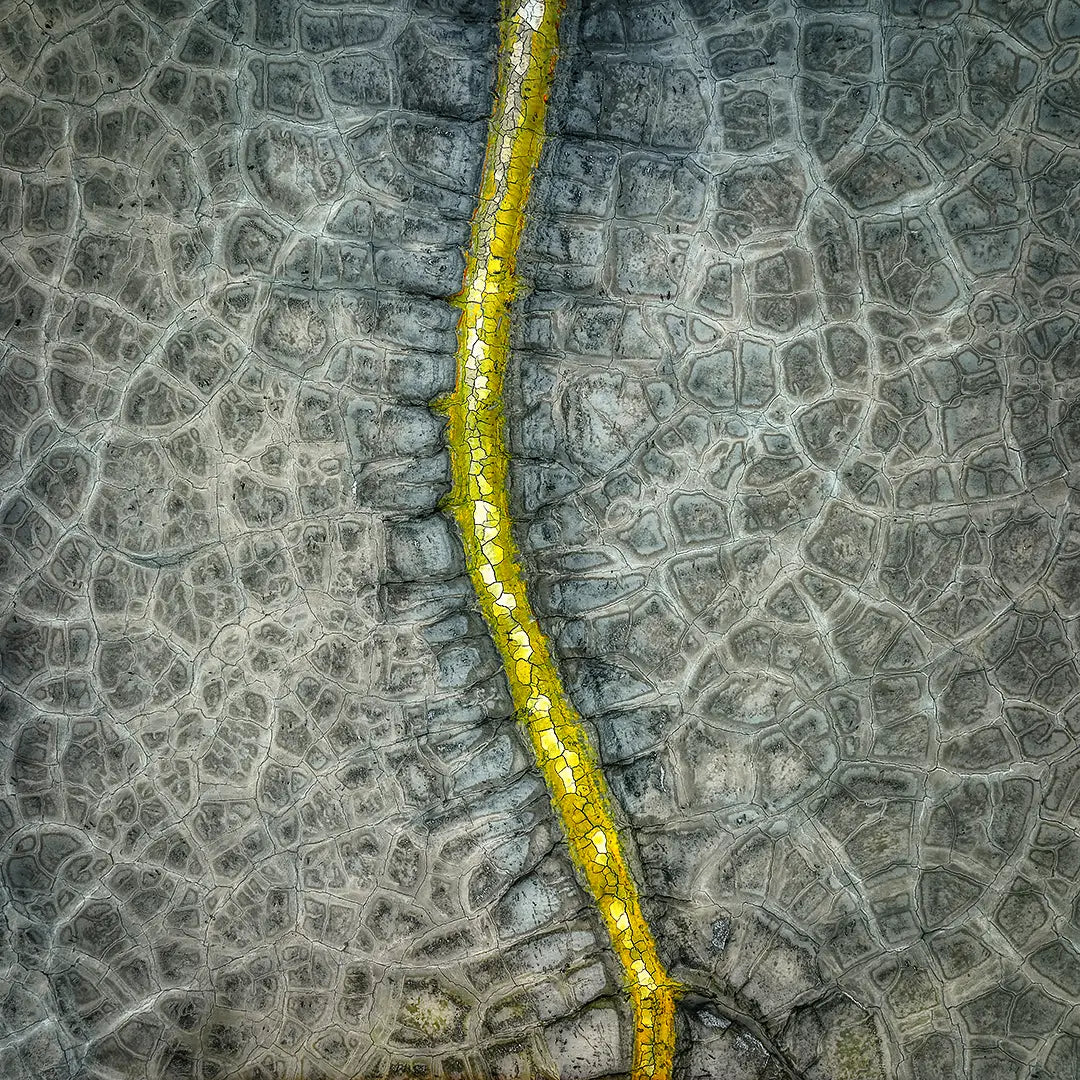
<box><xmin>433</xmin><ymin>0</ymin><xmax>682</xmax><ymax>1075</ymax></box>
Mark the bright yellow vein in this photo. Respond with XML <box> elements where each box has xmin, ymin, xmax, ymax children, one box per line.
<box><xmin>434</xmin><ymin>0</ymin><xmax>681</xmax><ymax>1075</ymax></box>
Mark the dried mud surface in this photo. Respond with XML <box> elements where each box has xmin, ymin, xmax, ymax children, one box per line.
<box><xmin>1</xmin><ymin>0</ymin><xmax>1079</xmax><ymax>1077</ymax></box>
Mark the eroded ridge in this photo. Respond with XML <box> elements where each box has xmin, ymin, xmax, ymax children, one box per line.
<box><xmin>435</xmin><ymin>0</ymin><xmax>680</xmax><ymax>1075</ymax></box>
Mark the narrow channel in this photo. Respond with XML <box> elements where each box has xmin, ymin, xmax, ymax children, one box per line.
<box><xmin>435</xmin><ymin>0</ymin><xmax>682</xmax><ymax>1075</ymax></box>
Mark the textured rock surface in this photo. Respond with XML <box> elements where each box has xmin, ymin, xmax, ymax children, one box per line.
<box><xmin>0</xmin><ymin>0</ymin><xmax>1078</xmax><ymax>1077</ymax></box>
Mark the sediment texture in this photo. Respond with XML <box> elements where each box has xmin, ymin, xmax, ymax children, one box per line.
<box><xmin>0</xmin><ymin>0</ymin><xmax>1078</xmax><ymax>1077</ymax></box>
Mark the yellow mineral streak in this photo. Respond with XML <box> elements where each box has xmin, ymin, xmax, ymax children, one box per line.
<box><xmin>434</xmin><ymin>1</ymin><xmax>680</xmax><ymax>1075</ymax></box>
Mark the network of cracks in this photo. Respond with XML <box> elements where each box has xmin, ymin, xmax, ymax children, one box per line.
<box><xmin>2</xmin><ymin>0</ymin><xmax>1080</xmax><ymax>1076</ymax></box>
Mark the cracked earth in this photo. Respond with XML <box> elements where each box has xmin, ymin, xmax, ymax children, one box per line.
<box><xmin>2</xmin><ymin>0</ymin><xmax>1080</xmax><ymax>1077</ymax></box>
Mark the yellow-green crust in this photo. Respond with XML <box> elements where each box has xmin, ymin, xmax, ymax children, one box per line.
<box><xmin>436</xmin><ymin>1</ymin><xmax>681</xmax><ymax>1075</ymax></box>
